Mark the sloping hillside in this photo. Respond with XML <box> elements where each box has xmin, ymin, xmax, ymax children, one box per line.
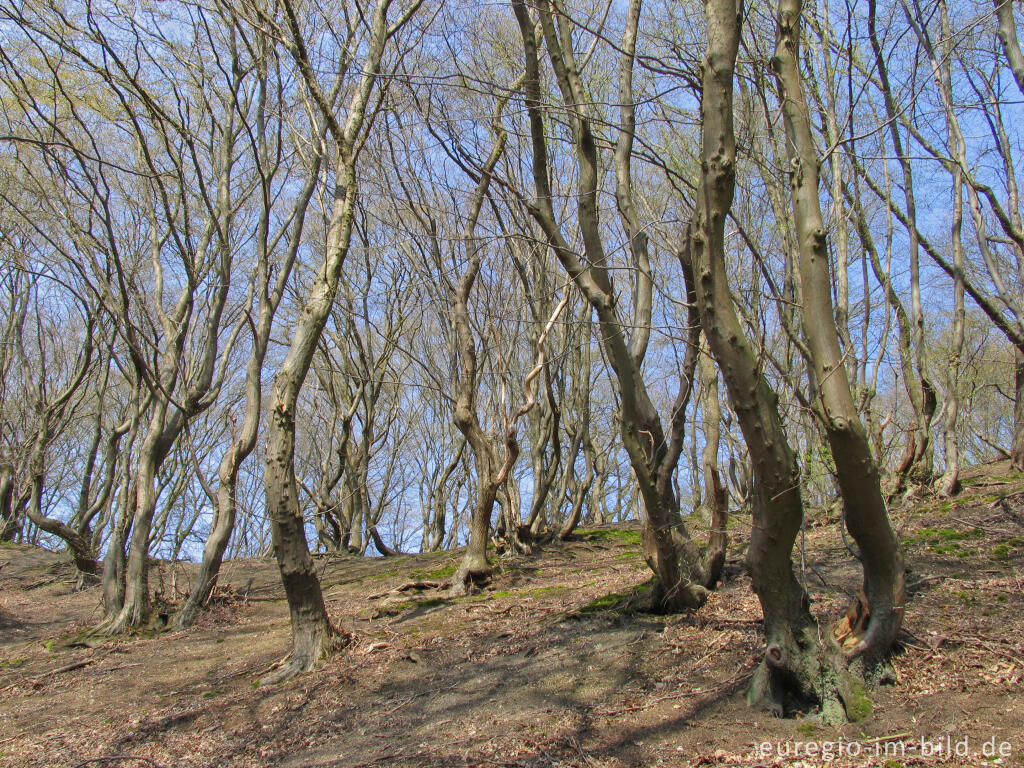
<box><xmin>2</xmin><ymin>463</ymin><xmax>1023</xmax><ymax>768</ymax></box>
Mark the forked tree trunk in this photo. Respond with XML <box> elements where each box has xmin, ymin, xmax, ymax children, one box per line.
<box><xmin>774</xmin><ymin>0</ymin><xmax>905</xmax><ymax>675</ymax></box>
<box><xmin>514</xmin><ymin>0</ymin><xmax>722</xmax><ymax>611</ymax></box>
<box><xmin>259</xmin><ymin>0</ymin><xmax>415</xmax><ymax>681</ymax></box>
<box><xmin>447</xmin><ymin>96</ymin><xmax>513</xmax><ymax>596</ymax></box>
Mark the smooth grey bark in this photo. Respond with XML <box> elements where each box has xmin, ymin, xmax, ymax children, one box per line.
<box><xmin>427</xmin><ymin>438</ymin><xmax>465</xmax><ymax>552</ymax></box>
<box><xmin>688</xmin><ymin>0</ymin><xmax>823</xmax><ymax>720</ymax></box>
<box><xmin>932</xmin><ymin>0</ymin><xmax>965</xmax><ymax>497</ymax></box>
<box><xmin>867</xmin><ymin>0</ymin><xmax>934</xmax><ymax>489</ymax></box>
<box><xmin>260</xmin><ymin>0</ymin><xmax>421</xmax><ymax>682</ymax></box>
<box><xmin>513</xmin><ymin>0</ymin><xmax>721</xmax><ymax>610</ymax></box>
<box><xmin>175</xmin><ymin>48</ymin><xmax>324</xmax><ymax>629</ymax></box>
<box><xmin>1014</xmin><ymin>350</ymin><xmax>1024</xmax><ymax>471</ymax></box>
<box><xmin>447</xmin><ymin>92</ymin><xmax>516</xmax><ymax>595</ymax></box>
<box><xmin>994</xmin><ymin>0</ymin><xmax>1024</xmax><ymax>95</ymax></box>
<box><xmin>774</xmin><ymin>0</ymin><xmax>905</xmax><ymax>679</ymax></box>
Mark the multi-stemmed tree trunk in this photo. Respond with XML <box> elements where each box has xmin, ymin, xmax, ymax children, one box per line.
<box><xmin>688</xmin><ymin>0</ymin><xmax>903</xmax><ymax>721</ymax></box>
<box><xmin>99</xmin><ymin>136</ymin><xmax>239</xmax><ymax>634</ymax></box>
<box><xmin>689</xmin><ymin>0</ymin><xmax>819</xmax><ymax>718</ymax></box>
<box><xmin>513</xmin><ymin>0</ymin><xmax>724</xmax><ymax>611</ymax></box>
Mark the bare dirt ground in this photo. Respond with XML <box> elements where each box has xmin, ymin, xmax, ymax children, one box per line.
<box><xmin>1</xmin><ymin>461</ymin><xmax>1023</xmax><ymax>768</ymax></box>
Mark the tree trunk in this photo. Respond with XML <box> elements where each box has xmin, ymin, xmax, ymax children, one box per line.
<box><xmin>1013</xmin><ymin>349</ymin><xmax>1024</xmax><ymax>471</ymax></box>
<box><xmin>263</xmin><ymin>370</ymin><xmax>339</xmax><ymax>683</ymax></box>
<box><xmin>774</xmin><ymin>0</ymin><xmax>905</xmax><ymax>676</ymax></box>
<box><xmin>995</xmin><ymin>0</ymin><xmax>1024</xmax><ymax>96</ymax></box>
<box><xmin>699</xmin><ymin>336</ymin><xmax>721</xmax><ymax>526</ymax></box>
<box><xmin>937</xmin><ymin>2</ymin><xmax>965</xmax><ymax>497</ymax></box>
<box><xmin>0</xmin><ymin>465</ymin><xmax>21</xmax><ymax>542</ymax></box>
<box><xmin>688</xmin><ymin>0</ymin><xmax>866</xmax><ymax>722</ymax></box>
<box><xmin>514</xmin><ymin>0</ymin><xmax>717</xmax><ymax>611</ymax></box>
<box><xmin>259</xmin><ymin>0</ymin><xmax>414</xmax><ymax>680</ymax></box>
<box><xmin>867</xmin><ymin>0</ymin><xmax>933</xmax><ymax>490</ymax></box>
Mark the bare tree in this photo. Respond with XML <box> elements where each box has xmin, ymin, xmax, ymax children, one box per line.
<box><xmin>511</xmin><ymin>0</ymin><xmax>725</xmax><ymax>611</ymax></box>
<box><xmin>259</xmin><ymin>0</ymin><xmax>422</xmax><ymax>681</ymax></box>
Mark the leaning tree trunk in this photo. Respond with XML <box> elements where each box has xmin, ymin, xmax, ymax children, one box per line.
<box><xmin>175</xmin><ymin>358</ymin><xmax>261</xmax><ymax>629</ymax></box>
<box><xmin>995</xmin><ymin>0</ymin><xmax>1024</xmax><ymax>96</ymax></box>
<box><xmin>258</xmin><ymin>0</ymin><xmax>417</xmax><ymax>682</ymax></box>
<box><xmin>774</xmin><ymin>0</ymin><xmax>905</xmax><ymax>675</ymax></box>
<box><xmin>514</xmin><ymin>0</ymin><xmax>720</xmax><ymax>611</ymax></box>
<box><xmin>447</xmin><ymin>94</ymin><xmax>513</xmax><ymax>596</ymax></box>
<box><xmin>867</xmin><ymin>0</ymin><xmax>933</xmax><ymax>491</ymax></box>
<box><xmin>176</xmin><ymin>54</ymin><xmax>322</xmax><ymax>628</ymax></box>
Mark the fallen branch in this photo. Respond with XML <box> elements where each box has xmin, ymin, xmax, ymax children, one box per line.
<box><xmin>367</xmin><ymin>580</ymin><xmax>447</xmax><ymax>600</ymax></box>
<box><xmin>951</xmin><ymin>517</ymin><xmax>1016</xmax><ymax>536</ymax></box>
<box><xmin>593</xmin><ymin>666</ymin><xmax>755</xmax><ymax>716</ymax></box>
<box><xmin>0</xmin><ymin>649</ymin><xmax>117</xmax><ymax>692</ymax></box>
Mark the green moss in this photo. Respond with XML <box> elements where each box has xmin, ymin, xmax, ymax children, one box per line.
<box><xmin>480</xmin><ymin>584</ymin><xmax>568</xmax><ymax>600</ymax></box>
<box><xmin>843</xmin><ymin>681</ymin><xmax>873</xmax><ymax>722</ymax></box>
<box><xmin>914</xmin><ymin>528</ymin><xmax>984</xmax><ymax>543</ymax></box>
<box><xmin>579</xmin><ymin>591</ymin><xmax>628</xmax><ymax>613</ymax></box>
<box><xmin>410</xmin><ymin>562</ymin><xmax>458</xmax><ymax>580</ymax></box>
<box><xmin>993</xmin><ymin>537</ymin><xmax>1024</xmax><ymax>561</ymax></box>
<box><xmin>577</xmin><ymin>528</ymin><xmax>642</xmax><ymax>546</ymax></box>
<box><xmin>402</xmin><ymin>596</ymin><xmax>447</xmax><ymax>610</ymax></box>
<box><xmin>796</xmin><ymin>722</ymin><xmax>819</xmax><ymax>736</ymax></box>
<box><xmin>526</xmin><ymin>585</ymin><xmax>567</xmax><ymax>597</ymax></box>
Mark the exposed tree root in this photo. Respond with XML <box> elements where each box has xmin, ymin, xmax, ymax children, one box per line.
<box><xmin>746</xmin><ymin>626</ymin><xmax>893</xmax><ymax>724</ymax></box>
<box><xmin>448</xmin><ymin>562</ymin><xmax>492</xmax><ymax>597</ymax></box>
<box><xmin>259</xmin><ymin>624</ymin><xmax>351</xmax><ymax>686</ymax></box>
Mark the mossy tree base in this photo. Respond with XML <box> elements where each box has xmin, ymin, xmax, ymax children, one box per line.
<box><xmin>745</xmin><ymin>628</ymin><xmax>887</xmax><ymax>725</ymax></box>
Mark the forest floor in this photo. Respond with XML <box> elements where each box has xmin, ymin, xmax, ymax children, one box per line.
<box><xmin>2</xmin><ymin>462</ymin><xmax>1024</xmax><ymax>768</ymax></box>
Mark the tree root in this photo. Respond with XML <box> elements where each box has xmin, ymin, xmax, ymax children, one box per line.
<box><xmin>746</xmin><ymin>628</ymin><xmax>888</xmax><ymax>724</ymax></box>
<box><xmin>259</xmin><ymin>624</ymin><xmax>351</xmax><ymax>686</ymax></box>
<box><xmin>646</xmin><ymin>577</ymin><xmax>710</xmax><ymax>613</ymax></box>
<box><xmin>448</xmin><ymin>563</ymin><xmax>491</xmax><ymax>597</ymax></box>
